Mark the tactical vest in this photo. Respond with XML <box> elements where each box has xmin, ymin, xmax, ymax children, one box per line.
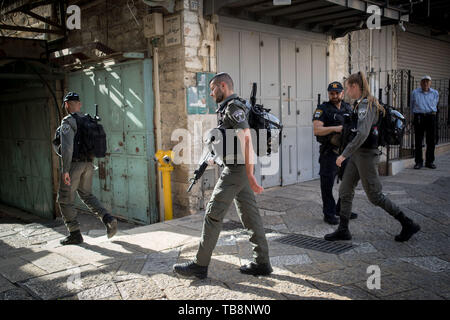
<box><xmin>353</xmin><ymin>99</ymin><xmax>380</xmax><ymax>149</ymax></box>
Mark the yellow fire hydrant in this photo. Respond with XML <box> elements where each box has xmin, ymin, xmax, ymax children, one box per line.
<box><xmin>155</xmin><ymin>150</ymin><xmax>174</xmax><ymax>221</ymax></box>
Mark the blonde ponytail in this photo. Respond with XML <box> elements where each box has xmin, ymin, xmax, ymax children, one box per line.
<box><xmin>346</xmin><ymin>71</ymin><xmax>385</xmax><ymax>115</ymax></box>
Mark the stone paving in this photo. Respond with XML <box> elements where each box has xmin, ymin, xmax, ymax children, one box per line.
<box><xmin>0</xmin><ymin>152</ymin><xmax>449</xmax><ymax>300</ymax></box>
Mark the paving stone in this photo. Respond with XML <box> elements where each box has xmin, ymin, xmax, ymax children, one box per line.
<box><xmin>284</xmin><ymin>264</ymin><xmax>323</xmax><ymax>276</ymax></box>
<box><xmin>259</xmin><ymin>209</ymin><xmax>286</xmax><ymax>216</ymax></box>
<box><xmin>307</xmin><ymin>263</ymin><xmax>371</xmax><ymax>292</ymax></box>
<box><xmin>270</xmin><ymin>254</ymin><xmax>312</xmax><ymax>267</ymax></box>
<box><xmin>80</xmin><ymin>263</ymin><xmax>121</xmax><ymax>290</ymax></box>
<box><xmin>149</xmin><ymin>272</ymin><xmax>192</xmax><ymax>292</ymax></box>
<box><xmin>265</xmin><ymin>232</ymin><xmax>285</xmax><ymax>241</ymax></box>
<box><xmin>0</xmin><ymin>230</ymin><xmax>19</xmax><ymax>238</ymax></box>
<box><xmin>354</xmin><ymin>274</ymin><xmax>418</xmax><ymax>298</ymax></box>
<box><xmin>257</xmin><ymin>197</ymin><xmax>300</xmax><ymax>212</ymax></box>
<box><xmin>141</xmin><ymin>248</ymin><xmax>180</xmax><ymax>275</ymax></box>
<box><xmin>326</xmin><ymin>285</ymin><xmax>379</xmax><ymax>300</ymax></box>
<box><xmin>21</xmin><ymin>252</ymin><xmax>80</xmax><ymax>273</ymax></box>
<box><xmin>76</xmin><ymin>282</ymin><xmax>120</xmax><ymax>300</ymax></box>
<box><xmin>0</xmin><ymin>288</ymin><xmax>34</xmax><ymax>300</ymax></box>
<box><xmin>384</xmin><ymin>288</ymin><xmax>444</xmax><ymax>300</ymax></box>
<box><xmin>87</xmin><ymin>229</ymin><xmax>105</xmax><ymax>237</ymax></box>
<box><xmin>225</xmin><ymin>280</ymin><xmax>288</xmax><ymax>300</ymax></box>
<box><xmin>21</xmin><ymin>267</ymin><xmax>88</xmax><ymax>299</ymax></box>
<box><xmin>0</xmin><ymin>257</ymin><xmax>48</xmax><ymax>283</ymax></box>
<box><xmin>212</xmin><ymin>245</ymin><xmax>239</xmax><ymax>256</ymax></box>
<box><xmin>399</xmin><ymin>256</ymin><xmax>450</xmax><ymax>273</ymax></box>
<box><xmin>306</xmin><ymin>251</ymin><xmax>346</xmax><ymax>264</ymax></box>
<box><xmin>113</xmin><ymin>227</ymin><xmax>199</xmax><ymax>253</ymax></box>
<box><xmin>28</xmin><ymin>232</ymin><xmax>66</xmax><ymax>246</ymax></box>
<box><xmin>0</xmin><ymin>275</ymin><xmax>16</xmax><ymax>293</ymax></box>
<box><xmin>370</xmin><ymin>240</ymin><xmax>419</xmax><ymax>258</ymax></box>
<box><xmin>113</xmin><ymin>256</ymin><xmax>147</xmax><ymax>281</ymax></box>
<box><xmin>116</xmin><ymin>278</ymin><xmax>165</xmax><ymax>300</ymax></box>
<box><xmin>216</xmin><ymin>234</ymin><xmax>237</xmax><ymax>246</ymax></box>
<box><xmin>262</xmin><ymin>215</ymin><xmax>284</xmax><ymax>226</ymax></box>
<box><xmin>259</xmin><ymin>271</ymin><xmax>334</xmax><ymax>300</ymax></box>
<box><xmin>0</xmin><ymin>235</ymin><xmax>31</xmax><ymax>248</ymax></box>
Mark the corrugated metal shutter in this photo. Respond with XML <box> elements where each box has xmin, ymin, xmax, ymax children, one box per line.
<box><xmin>397</xmin><ymin>31</ymin><xmax>450</xmax><ymax>79</ymax></box>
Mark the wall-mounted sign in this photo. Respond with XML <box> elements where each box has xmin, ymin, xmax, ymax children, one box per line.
<box><xmin>164</xmin><ymin>15</ymin><xmax>181</xmax><ymax>47</ymax></box>
<box><xmin>189</xmin><ymin>0</ymin><xmax>199</xmax><ymax>11</ymax></box>
<box><xmin>187</xmin><ymin>72</ymin><xmax>217</xmax><ymax>115</ymax></box>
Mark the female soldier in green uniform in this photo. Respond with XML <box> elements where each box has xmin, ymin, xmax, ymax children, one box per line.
<box><xmin>324</xmin><ymin>72</ymin><xmax>421</xmax><ymax>242</ymax></box>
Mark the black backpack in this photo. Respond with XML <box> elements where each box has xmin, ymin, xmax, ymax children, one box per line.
<box><xmin>240</xmin><ymin>82</ymin><xmax>283</xmax><ymax>156</ymax></box>
<box><xmin>53</xmin><ymin>106</ymin><xmax>107</xmax><ymax>159</ymax></box>
<box><xmin>377</xmin><ymin>104</ymin><xmax>406</xmax><ymax>146</ymax></box>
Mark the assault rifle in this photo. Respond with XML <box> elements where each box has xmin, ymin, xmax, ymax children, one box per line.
<box><xmin>336</xmin><ymin>113</ymin><xmax>354</xmax><ymax>183</ymax></box>
<box><xmin>187</xmin><ymin>133</ymin><xmax>224</xmax><ymax>192</ymax></box>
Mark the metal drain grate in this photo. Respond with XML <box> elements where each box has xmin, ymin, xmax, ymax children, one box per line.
<box><xmin>275</xmin><ymin>233</ymin><xmax>356</xmax><ymax>254</ymax></box>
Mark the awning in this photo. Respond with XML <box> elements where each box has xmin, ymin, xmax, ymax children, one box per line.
<box><xmin>205</xmin><ymin>0</ymin><xmax>411</xmax><ymax>38</ymax></box>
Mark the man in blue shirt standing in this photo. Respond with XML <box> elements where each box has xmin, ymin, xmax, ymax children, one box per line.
<box><xmin>411</xmin><ymin>75</ymin><xmax>439</xmax><ymax>169</ymax></box>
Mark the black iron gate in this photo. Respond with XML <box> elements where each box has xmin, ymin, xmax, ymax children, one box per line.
<box><xmin>376</xmin><ymin>69</ymin><xmax>450</xmax><ymax>163</ymax></box>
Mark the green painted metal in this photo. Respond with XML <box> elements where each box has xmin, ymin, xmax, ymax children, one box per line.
<box><xmin>67</xmin><ymin>59</ymin><xmax>158</xmax><ymax>225</ymax></box>
<box><xmin>0</xmin><ymin>85</ymin><xmax>55</xmax><ymax>219</ymax></box>
<box><xmin>186</xmin><ymin>72</ymin><xmax>217</xmax><ymax>114</ymax></box>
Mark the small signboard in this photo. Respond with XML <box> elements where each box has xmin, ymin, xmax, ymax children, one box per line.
<box><xmin>164</xmin><ymin>15</ymin><xmax>182</xmax><ymax>47</ymax></box>
<box><xmin>186</xmin><ymin>72</ymin><xmax>217</xmax><ymax>115</ymax></box>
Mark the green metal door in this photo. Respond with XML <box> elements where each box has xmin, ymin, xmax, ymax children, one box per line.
<box><xmin>0</xmin><ymin>86</ymin><xmax>54</xmax><ymax>219</ymax></box>
<box><xmin>67</xmin><ymin>59</ymin><xmax>158</xmax><ymax>224</ymax></box>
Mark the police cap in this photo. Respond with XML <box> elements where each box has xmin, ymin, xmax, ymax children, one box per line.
<box><xmin>327</xmin><ymin>81</ymin><xmax>343</xmax><ymax>92</ymax></box>
<box><xmin>63</xmin><ymin>92</ymin><xmax>80</xmax><ymax>103</ymax></box>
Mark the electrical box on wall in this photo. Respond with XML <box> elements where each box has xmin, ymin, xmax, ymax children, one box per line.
<box><xmin>143</xmin><ymin>13</ymin><xmax>164</xmax><ymax>38</ymax></box>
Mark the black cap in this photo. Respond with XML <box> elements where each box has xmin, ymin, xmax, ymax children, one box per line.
<box><xmin>63</xmin><ymin>92</ymin><xmax>80</xmax><ymax>102</ymax></box>
<box><xmin>327</xmin><ymin>81</ymin><xmax>343</xmax><ymax>92</ymax></box>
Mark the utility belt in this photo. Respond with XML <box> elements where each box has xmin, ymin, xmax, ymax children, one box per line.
<box><xmin>319</xmin><ymin>143</ymin><xmax>338</xmax><ymax>155</ymax></box>
<box><xmin>72</xmin><ymin>158</ymin><xmax>93</xmax><ymax>163</ymax></box>
<box><xmin>414</xmin><ymin>112</ymin><xmax>436</xmax><ymax>116</ymax></box>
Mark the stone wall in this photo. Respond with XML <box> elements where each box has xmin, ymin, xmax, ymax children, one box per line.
<box><xmin>173</xmin><ymin>0</ymin><xmax>217</xmax><ymax>216</ymax></box>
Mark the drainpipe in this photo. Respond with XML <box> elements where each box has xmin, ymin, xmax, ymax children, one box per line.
<box><xmin>150</xmin><ymin>37</ymin><xmax>164</xmax><ymax>222</ymax></box>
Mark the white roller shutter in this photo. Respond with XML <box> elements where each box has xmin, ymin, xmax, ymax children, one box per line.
<box><xmin>397</xmin><ymin>31</ymin><xmax>450</xmax><ymax>80</ymax></box>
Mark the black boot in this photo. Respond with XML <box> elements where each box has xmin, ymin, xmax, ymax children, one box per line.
<box><xmin>337</xmin><ymin>212</ymin><xmax>358</xmax><ymax>219</ymax></box>
<box><xmin>239</xmin><ymin>262</ymin><xmax>273</xmax><ymax>276</ymax></box>
<box><xmin>102</xmin><ymin>214</ymin><xmax>118</xmax><ymax>239</ymax></box>
<box><xmin>60</xmin><ymin>230</ymin><xmax>84</xmax><ymax>246</ymax></box>
<box><xmin>324</xmin><ymin>217</ymin><xmax>352</xmax><ymax>241</ymax></box>
<box><xmin>394</xmin><ymin>212</ymin><xmax>421</xmax><ymax>242</ymax></box>
<box><xmin>324</xmin><ymin>215</ymin><xmax>339</xmax><ymax>225</ymax></box>
<box><xmin>173</xmin><ymin>261</ymin><xmax>208</xmax><ymax>279</ymax></box>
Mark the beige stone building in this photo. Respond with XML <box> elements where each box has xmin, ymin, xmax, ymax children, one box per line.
<box><xmin>1</xmin><ymin>0</ymin><xmax>449</xmax><ymax>223</ymax></box>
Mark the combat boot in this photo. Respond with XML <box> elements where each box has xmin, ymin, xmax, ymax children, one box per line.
<box><xmin>324</xmin><ymin>217</ymin><xmax>352</xmax><ymax>241</ymax></box>
<box><xmin>173</xmin><ymin>261</ymin><xmax>208</xmax><ymax>279</ymax></box>
<box><xmin>394</xmin><ymin>212</ymin><xmax>421</xmax><ymax>242</ymax></box>
<box><xmin>60</xmin><ymin>230</ymin><xmax>84</xmax><ymax>246</ymax></box>
<box><xmin>239</xmin><ymin>262</ymin><xmax>273</xmax><ymax>276</ymax></box>
<box><xmin>102</xmin><ymin>214</ymin><xmax>118</xmax><ymax>239</ymax></box>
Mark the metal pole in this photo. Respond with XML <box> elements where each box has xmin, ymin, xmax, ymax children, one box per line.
<box><xmin>385</xmin><ymin>72</ymin><xmax>390</xmax><ymax>175</ymax></box>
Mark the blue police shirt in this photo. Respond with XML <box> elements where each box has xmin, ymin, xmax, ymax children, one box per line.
<box><xmin>410</xmin><ymin>87</ymin><xmax>439</xmax><ymax>113</ymax></box>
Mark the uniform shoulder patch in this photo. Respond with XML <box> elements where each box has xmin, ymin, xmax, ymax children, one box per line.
<box><xmin>231</xmin><ymin>109</ymin><xmax>246</xmax><ymax>123</ymax></box>
<box><xmin>358</xmin><ymin>105</ymin><xmax>368</xmax><ymax>120</ymax></box>
<box><xmin>61</xmin><ymin>123</ymin><xmax>72</xmax><ymax>134</ymax></box>
<box><xmin>313</xmin><ymin>108</ymin><xmax>323</xmax><ymax>119</ymax></box>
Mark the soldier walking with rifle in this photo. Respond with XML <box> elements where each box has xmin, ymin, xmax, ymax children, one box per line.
<box><xmin>173</xmin><ymin>73</ymin><xmax>272</xmax><ymax>279</ymax></box>
<box><xmin>324</xmin><ymin>72</ymin><xmax>420</xmax><ymax>242</ymax></box>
